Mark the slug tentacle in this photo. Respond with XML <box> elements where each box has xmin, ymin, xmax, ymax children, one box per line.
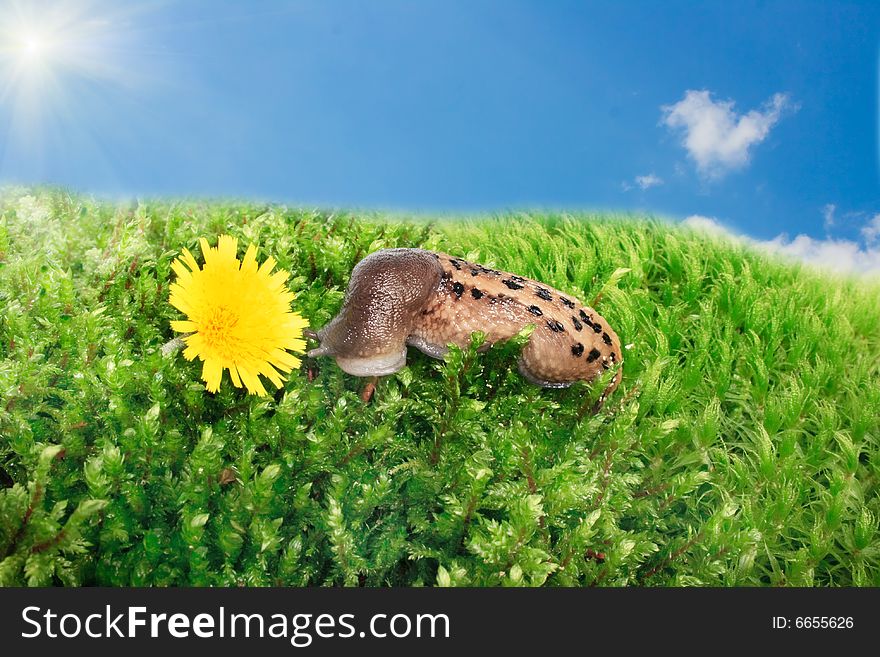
<box><xmin>306</xmin><ymin>344</ymin><xmax>333</xmax><ymax>358</ymax></box>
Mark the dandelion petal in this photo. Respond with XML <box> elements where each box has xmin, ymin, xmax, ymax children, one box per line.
<box><xmin>168</xmin><ymin>235</ymin><xmax>309</xmax><ymax>397</ymax></box>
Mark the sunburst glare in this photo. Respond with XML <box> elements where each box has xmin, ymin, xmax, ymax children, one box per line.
<box><xmin>0</xmin><ymin>0</ymin><xmax>161</xmax><ymax>180</ymax></box>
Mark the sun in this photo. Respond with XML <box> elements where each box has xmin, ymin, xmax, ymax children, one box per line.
<box><xmin>1</xmin><ymin>3</ymin><xmax>107</xmax><ymax>78</ymax></box>
<box><xmin>12</xmin><ymin>29</ymin><xmax>55</xmax><ymax>70</ymax></box>
<box><xmin>22</xmin><ymin>34</ymin><xmax>46</xmax><ymax>59</ymax></box>
<box><xmin>0</xmin><ymin>0</ymin><xmax>157</xmax><ymax>175</ymax></box>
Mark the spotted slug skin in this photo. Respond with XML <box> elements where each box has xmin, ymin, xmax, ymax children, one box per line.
<box><xmin>309</xmin><ymin>248</ymin><xmax>623</xmax><ymax>403</ymax></box>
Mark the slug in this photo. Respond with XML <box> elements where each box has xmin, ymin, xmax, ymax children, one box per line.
<box><xmin>308</xmin><ymin>248</ymin><xmax>623</xmax><ymax>405</ymax></box>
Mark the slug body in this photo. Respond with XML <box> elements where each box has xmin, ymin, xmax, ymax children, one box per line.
<box><xmin>309</xmin><ymin>248</ymin><xmax>623</xmax><ymax>403</ymax></box>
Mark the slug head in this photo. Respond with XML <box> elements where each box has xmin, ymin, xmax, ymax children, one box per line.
<box><xmin>309</xmin><ymin>248</ymin><xmax>443</xmax><ymax>367</ymax></box>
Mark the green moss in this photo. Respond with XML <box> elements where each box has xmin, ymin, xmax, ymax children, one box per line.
<box><xmin>0</xmin><ymin>188</ymin><xmax>878</xmax><ymax>586</ymax></box>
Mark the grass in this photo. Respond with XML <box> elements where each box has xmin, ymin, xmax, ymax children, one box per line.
<box><xmin>0</xmin><ymin>188</ymin><xmax>878</xmax><ymax>587</ymax></box>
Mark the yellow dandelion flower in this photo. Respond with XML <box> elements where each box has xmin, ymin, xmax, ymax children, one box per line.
<box><xmin>168</xmin><ymin>235</ymin><xmax>309</xmax><ymax>396</ymax></box>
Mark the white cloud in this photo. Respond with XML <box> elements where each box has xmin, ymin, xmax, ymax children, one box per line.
<box><xmin>682</xmin><ymin>214</ymin><xmax>731</xmax><ymax>237</ymax></box>
<box><xmin>635</xmin><ymin>173</ymin><xmax>663</xmax><ymax>190</ymax></box>
<box><xmin>682</xmin><ymin>214</ymin><xmax>880</xmax><ymax>277</ymax></box>
<box><xmin>661</xmin><ymin>90</ymin><xmax>795</xmax><ymax>178</ymax></box>
<box><xmin>760</xmin><ymin>234</ymin><xmax>880</xmax><ymax>276</ymax></box>
<box><xmin>822</xmin><ymin>203</ymin><xmax>836</xmax><ymax>230</ymax></box>
<box><xmin>622</xmin><ymin>173</ymin><xmax>663</xmax><ymax>192</ymax></box>
<box><xmin>861</xmin><ymin>214</ymin><xmax>880</xmax><ymax>245</ymax></box>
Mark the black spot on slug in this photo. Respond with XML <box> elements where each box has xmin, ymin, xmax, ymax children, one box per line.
<box><xmin>471</xmin><ymin>288</ymin><xmax>484</xmax><ymax>300</ymax></box>
<box><xmin>449</xmin><ymin>258</ymin><xmax>462</xmax><ymax>270</ymax></box>
<box><xmin>602</xmin><ymin>332</ymin><xmax>612</xmax><ymax>345</ymax></box>
<box><xmin>571</xmin><ymin>316</ymin><xmax>582</xmax><ymax>331</ymax></box>
<box><xmin>511</xmin><ymin>275</ymin><xmax>526</xmax><ymax>282</ymax></box>
<box><xmin>547</xmin><ymin>319</ymin><xmax>565</xmax><ymax>332</ymax></box>
<box><xmin>503</xmin><ymin>279</ymin><xmax>525</xmax><ymax>290</ymax></box>
<box><xmin>535</xmin><ymin>287</ymin><xmax>553</xmax><ymax>301</ymax></box>
<box><xmin>452</xmin><ymin>282</ymin><xmax>465</xmax><ymax>299</ymax></box>
<box><xmin>528</xmin><ymin>305</ymin><xmax>543</xmax><ymax>316</ymax></box>
<box><xmin>560</xmin><ymin>297</ymin><xmax>575</xmax><ymax>309</ymax></box>
<box><xmin>592</xmin><ymin>322</ymin><xmax>603</xmax><ymax>334</ymax></box>
<box><xmin>571</xmin><ymin>343</ymin><xmax>584</xmax><ymax>357</ymax></box>
<box><xmin>471</xmin><ymin>269</ymin><xmax>479</xmax><ymax>276</ymax></box>
<box><xmin>609</xmin><ymin>352</ymin><xmax>617</xmax><ymax>363</ymax></box>
<box><xmin>587</xmin><ymin>348</ymin><xmax>601</xmax><ymax>362</ymax></box>
<box><xmin>579</xmin><ymin>309</ymin><xmax>590</xmax><ymax>323</ymax></box>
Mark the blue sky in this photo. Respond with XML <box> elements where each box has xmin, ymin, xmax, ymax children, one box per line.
<box><xmin>1</xmin><ymin>1</ymin><xmax>879</xmax><ymax>272</ymax></box>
